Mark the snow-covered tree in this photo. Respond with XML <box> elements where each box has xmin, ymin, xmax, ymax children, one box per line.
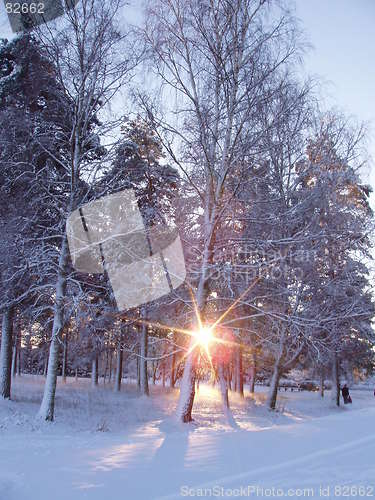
<box><xmin>141</xmin><ymin>0</ymin><xmax>305</xmax><ymax>422</ymax></box>
<box><xmin>33</xmin><ymin>0</ymin><xmax>138</xmax><ymax>420</ymax></box>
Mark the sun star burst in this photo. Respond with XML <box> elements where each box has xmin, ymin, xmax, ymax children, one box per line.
<box><xmin>122</xmin><ymin>276</ymin><xmax>263</xmax><ymax>372</ymax></box>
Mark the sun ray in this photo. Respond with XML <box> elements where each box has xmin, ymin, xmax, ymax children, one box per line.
<box><xmin>119</xmin><ymin>272</ymin><xmax>267</xmax><ymax>374</ymax></box>
<box><xmin>203</xmin><ymin>344</ymin><xmax>214</xmax><ymax>371</ymax></box>
<box><xmin>210</xmin><ymin>276</ymin><xmax>261</xmax><ymax>331</ymax></box>
<box><xmin>211</xmin><ymin>335</ymin><xmax>239</xmax><ymax>349</ymax></box>
<box><xmin>188</xmin><ymin>284</ymin><xmax>203</xmax><ymax>330</ymax></box>
<box><xmin>129</xmin><ymin>317</ymin><xmax>196</xmax><ymax>337</ymax></box>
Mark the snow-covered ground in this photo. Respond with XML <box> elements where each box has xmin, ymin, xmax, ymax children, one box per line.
<box><xmin>1</xmin><ymin>376</ymin><xmax>375</xmax><ymax>499</ymax></box>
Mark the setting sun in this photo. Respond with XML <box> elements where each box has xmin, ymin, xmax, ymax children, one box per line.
<box><xmin>193</xmin><ymin>326</ymin><xmax>214</xmax><ymax>350</ymax></box>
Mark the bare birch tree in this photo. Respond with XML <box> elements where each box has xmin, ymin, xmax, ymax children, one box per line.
<box><xmin>34</xmin><ymin>0</ymin><xmax>138</xmax><ymax>420</ymax></box>
<box><xmin>141</xmin><ymin>0</ymin><xmax>304</xmax><ymax>422</ymax></box>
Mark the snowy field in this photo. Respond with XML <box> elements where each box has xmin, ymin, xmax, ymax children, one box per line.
<box><xmin>1</xmin><ymin>376</ymin><xmax>375</xmax><ymax>500</ymax></box>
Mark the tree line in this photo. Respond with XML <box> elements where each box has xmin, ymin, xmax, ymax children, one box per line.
<box><xmin>0</xmin><ymin>0</ymin><xmax>374</xmax><ymax>422</ymax></box>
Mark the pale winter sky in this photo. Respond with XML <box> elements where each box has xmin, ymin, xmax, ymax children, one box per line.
<box><xmin>1</xmin><ymin>0</ymin><xmax>374</xmax><ymax>200</ymax></box>
<box><xmin>294</xmin><ymin>0</ymin><xmax>375</xmax><ymax>207</ymax></box>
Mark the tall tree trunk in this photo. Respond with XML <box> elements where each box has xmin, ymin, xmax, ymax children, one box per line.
<box><xmin>16</xmin><ymin>332</ymin><xmax>21</xmax><ymax>376</ymax></box>
<box><xmin>91</xmin><ymin>353</ymin><xmax>99</xmax><ymax>388</ymax></box>
<box><xmin>114</xmin><ymin>340</ymin><xmax>123</xmax><ymax>392</ymax></box>
<box><xmin>331</xmin><ymin>353</ymin><xmax>340</xmax><ymax>406</ymax></box>
<box><xmin>108</xmin><ymin>350</ymin><xmax>112</xmax><ymax>383</ymax></box>
<box><xmin>103</xmin><ymin>349</ymin><xmax>108</xmax><ymax>384</ymax></box>
<box><xmin>176</xmin><ymin>345</ymin><xmax>196</xmax><ymax>422</ymax></box>
<box><xmin>249</xmin><ymin>357</ymin><xmax>257</xmax><ymax>394</ymax></box>
<box><xmin>136</xmin><ymin>344</ymin><xmax>140</xmax><ymax>389</ymax></box>
<box><xmin>37</xmin><ymin>235</ymin><xmax>69</xmax><ymax>420</ymax></box>
<box><xmin>170</xmin><ymin>349</ymin><xmax>176</xmax><ymax>388</ymax></box>
<box><xmin>233</xmin><ymin>354</ymin><xmax>237</xmax><ymax>392</ymax></box>
<box><xmin>235</xmin><ymin>346</ymin><xmax>244</xmax><ymax>397</ymax></box>
<box><xmin>62</xmin><ymin>333</ymin><xmax>68</xmax><ymax>383</ymax></box>
<box><xmin>218</xmin><ymin>362</ymin><xmax>229</xmax><ymax>409</ymax></box>
<box><xmin>176</xmin><ymin>222</ymin><xmax>214</xmax><ymax>422</ymax></box>
<box><xmin>161</xmin><ymin>345</ymin><xmax>166</xmax><ymax>388</ymax></box>
<box><xmin>267</xmin><ymin>363</ymin><xmax>281</xmax><ymax>410</ymax></box>
<box><xmin>267</xmin><ymin>333</ymin><xmax>286</xmax><ymax>410</ymax></box>
<box><xmin>227</xmin><ymin>365</ymin><xmax>232</xmax><ymax>391</ymax></box>
<box><xmin>11</xmin><ymin>330</ymin><xmax>17</xmax><ymax>378</ymax></box>
<box><xmin>0</xmin><ymin>306</ymin><xmax>14</xmax><ymax>399</ymax></box>
<box><xmin>320</xmin><ymin>367</ymin><xmax>325</xmax><ymax>398</ymax></box>
<box><xmin>140</xmin><ymin>315</ymin><xmax>149</xmax><ymax>396</ymax></box>
<box><xmin>249</xmin><ymin>350</ymin><xmax>257</xmax><ymax>394</ymax></box>
<box><xmin>43</xmin><ymin>352</ymin><xmax>48</xmax><ymax>377</ymax></box>
<box><xmin>162</xmin><ymin>361</ymin><xmax>166</xmax><ymax>388</ymax></box>
<box><xmin>248</xmin><ymin>365</ymin><xmax>256</xmax><ymax>394</ymax></box>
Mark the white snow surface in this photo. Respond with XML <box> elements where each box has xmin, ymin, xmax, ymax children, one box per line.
<box><xmin>1</xmin><ymin>376</ymin><xmax>375</xmax><ymax>499</ymax></box>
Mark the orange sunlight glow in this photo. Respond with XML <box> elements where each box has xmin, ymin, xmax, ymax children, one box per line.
<box><xmin>122</xmin><ymin>274</ymin><xmax>268</xmax><ymax>373</ymax></box>
<box><xmin>192</xmin><ymin>326</ymin><xmax>215</xmax><ymax>361</ymax></box>
<box><xmin>193</xmin><ymin>326</ymin><xmax>214</xmax><ymax>349</ymax></box>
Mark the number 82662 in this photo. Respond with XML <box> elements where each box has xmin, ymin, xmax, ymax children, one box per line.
<box><xmin>5</xmin><ymin>2</ymin><xmax>45</xmax><ymax>14</ymax></box>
